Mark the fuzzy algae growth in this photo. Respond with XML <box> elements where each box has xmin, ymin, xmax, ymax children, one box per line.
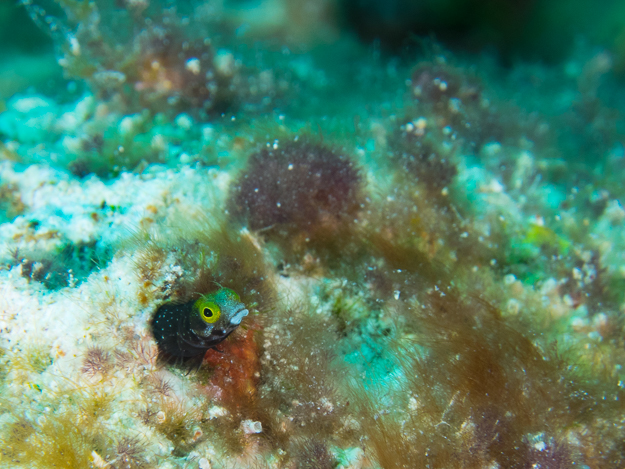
<box><xmin>1</xmin><ymin>0</ymin><xmax>625</xmax><ymax>468</ymax></box>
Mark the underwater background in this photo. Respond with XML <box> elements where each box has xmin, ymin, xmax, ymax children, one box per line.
<box><xmin>1</xmin><ymin>0</ymin><xmax>625</xmax><ymax>467</ymax></box>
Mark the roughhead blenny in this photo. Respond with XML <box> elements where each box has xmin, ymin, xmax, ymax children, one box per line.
<box><xmin>150</xmin><ymin>287</ymin><xmax>249</xmax><ymax>362</ymax></box>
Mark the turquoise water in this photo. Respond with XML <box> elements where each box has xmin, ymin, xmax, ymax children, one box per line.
<box><xmin>1</xmin><ymin>1</ymin><xmax>625</xmax><ymax>468</ymax></box>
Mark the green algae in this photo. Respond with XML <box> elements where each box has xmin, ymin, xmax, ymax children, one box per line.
<box><xmin>0</xmin><ymin>1</ymin><xmax>625</xmax><ymax>468</ymax></box>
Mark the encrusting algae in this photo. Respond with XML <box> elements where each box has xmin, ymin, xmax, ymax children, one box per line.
<box><xmin>1</xmin><ymin>0</ymin><xmax>625</xmax><ymax>468</ymax></box>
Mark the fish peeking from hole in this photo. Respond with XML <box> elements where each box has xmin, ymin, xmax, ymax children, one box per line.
<box><xmin>150</xmin><ymin>287</ymin><xmax>249</xmax><ymax>366</ymax></box>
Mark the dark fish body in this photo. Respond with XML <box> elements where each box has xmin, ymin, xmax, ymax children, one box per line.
<box><xmin>150</xmin><ymin>287</ymin><xmax>249</xmax><ymax>362</ymax></box>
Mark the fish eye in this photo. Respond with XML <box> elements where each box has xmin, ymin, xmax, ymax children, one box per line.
<box><xmin>195</xmin><ymin>298</ymin><xmax>221</xmax><ymax>324</ymax></box>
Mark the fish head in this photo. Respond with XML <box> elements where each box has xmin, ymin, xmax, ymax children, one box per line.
<box><xmin>192</xmin><ymin>287</ymin><xmax>249</xmax><ymax>340</ymax></box>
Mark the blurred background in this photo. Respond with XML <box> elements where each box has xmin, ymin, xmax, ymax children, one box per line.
<box><xmin>3</xmin><ymin>0</ymin><xmax>625</xmax><ymax>71</ymax></box>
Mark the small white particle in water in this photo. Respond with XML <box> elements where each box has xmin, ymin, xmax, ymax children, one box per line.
<box><xmin>288</xmin><ymin>163</ymin><xmax>294</xmax><ymax>170</ymax></box>
<box><xmin>506</xmin><ymin>299</ymin><xmax>521</xmax><ymax>315</ymax></box>
<box><xmin>276</xmin><ymin>202</ymin><xmax>281</xmax><ymax>208</ymax></box>
<box><xmin>393</xmin><ymin>290</ymin><xmax>400</xmax><ymax>300</ymax></box>
<box><xmin>175</xmin><ymin>113</ymin><xmax>193</xmax><ymax>130</ymax></box>
<box><xmin>241</xmin><ymin>419</ymin><xmax>262</xmax><ymax>434</ymax></box>
<box><xmin>185</xmin><ymin>58</ymin><xmax>201</xmax><ymax>75</ymax></box>
<box><xmin>320</xmin><ymin>397</ymin><xmax>334</xmax><ymax>413</ymax></box>
<box><xmin>215</xmin><ymin>50</ymin><xmax>236</xmax><ymax>76</ymax></box>
<box><xmin>199</xmin><ymin>458</ymin><xmax>211</xmax><ymax>469</ymax></box>
<box><xmin>503</xmin><ymin>274</ymin><xmax>516</xmax><ymax>285</ymax></box>
<box><xmin>413</xmin><ymin>117</ymin><xmax>427</xmax><ymax>136</ymax></box>
<box><xmin>69</xmin><ymin>35</ymin><xmax>81</xmax><ymax>56</ymax></box>
<box><xmin>208</xmin><ymin>406</ymin><xmax>227</xmax><ymax>419</ymax></box>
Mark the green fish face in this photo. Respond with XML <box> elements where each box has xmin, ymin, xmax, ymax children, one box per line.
<box><xmin>191</xmin><ymin>287</ymin><xmax>249</xmax><ymax>337</ymax></box>
<box><xmin>150</xmin><ymin>287</ymin><xmax>249</xmax><ymax>361</ymax></box>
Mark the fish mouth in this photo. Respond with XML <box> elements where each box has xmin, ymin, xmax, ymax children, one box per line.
<box><xmin>230</xmin><ymin>307</ymin><xmax>249</xmax><ymax>325</ymax></box>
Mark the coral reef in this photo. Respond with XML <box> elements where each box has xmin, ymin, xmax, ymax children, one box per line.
<box><xmin>1</xmin><ymin>1</ymin><xmax>625</xmax><ymax>469</ymax></box>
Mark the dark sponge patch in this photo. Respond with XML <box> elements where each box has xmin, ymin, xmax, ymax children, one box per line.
<box><xmin>230</xmin><ymin>140</ymin><xmax>362</xmax><ymax>234</ymax></box>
